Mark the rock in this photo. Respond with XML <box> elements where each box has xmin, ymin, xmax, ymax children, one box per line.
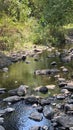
<box><xmin>57</xmin><ymin>94</ymin><xmax>65</xmax><ymax>100</ymax></box>
<box><xmin>34</xmin><ymin>69</ymin><xmax>59</xmax><ymax>75</ymax></box>
<box><xmin>29</xmin><ymin>111</ymin><xmax>43</xmax><ymax>121</ymax></box>
<box><xmin>0</xmin><ymin>126</ymin><xmax>5</xmax><ymax>130</ymax></box>
<box><xmin>39</xmin><ymin>86</ymin><xmax>48</xmax><ymax>94</ymax></box>
<box><xmin>25</xmin><ymin>96</ymin><xmax>38</xmax><ymax>104</ymax></box>
<box><xmin>36</xmin><ymin>106</ymin><xmax>43</xmax><ymax>113</ymax></box>
<box><xmin>46</xmin><ymin>85</ymin><xmax>55</xmax><ymax>89</ymax></box>
<box><xmin>3</xmin><ymin>96</ymin><xmax>21</xmax><ymax>103</ymax></box>
<box><xmin>25</xmin><ymin>61</ymin><xmax>30</xmax><ymax>64</ymax></box>
<box><xmin>51</xmin><ymin>61</ymin><xmax>57</xmax><ymax>66</ymax></box>
<box><xmin>0</xmin><ymin>118</ymin><xmax>4</xmax><ymax>124</ymax></box>
<box><xmin>71</xmin><ymin>95</ymin><xmax>73</xmax><ymax>99</ymax></box>
<box><xmin>70</xmin><ymin>127</ymin><xmax>73</xmax><ymax>130</ymax></box>
<box><xmin>58</xmin><ymin>78</ymin><xmax>66</xmax><ymax>82</ymax></box>
<box><xmin>64</xmin><ymin>104</ymin><xmax>73</xmax><ymax>112</ymax></box>
<box><xmin>0</xmin><ymin>88</ymin><xmax>6</xmax><ymax>94</ymax></box>
<box><xmin>8</xmin><ymin>89</ymin><xmax>18</xmax><ymax>96</ymax></box>
<box><xmin>2</xmin><ymin>67</ymin><xmax>8</xmax><ymax>72</ymax></box>
<box><xmin>8</xmin><ymin>85</ymin><xmax>28</xmax><ymax>96</ymax></box>
<box><xmin>30</xmin><ymin>126</ymin><xmax>41</xmax><ymax>130</ymax></box>
<box><xmin>0</xmin><ymin>107</ymin><xmax>15</xmax><ymax>116</ymax></box>
<box><xmin>43</xmin><ymin>105</ymin><xmax>54</xmax><ymax>119</ymax></box>
<box><xmin>40</xmin><ymin>98</ymin><xmax>51</xmax><ymax>106</ymax></box>
<box><xmin>0</xmin><ymin>110</ymin><xmax>5</xmax><ymax>117</ymax></box>
<box><xmin>64</xmin><ymin>85</ymin><xmax>73</xmax><ymax>91</ymax></box>
<box><xmin>58</xmin><ymin>82</ymin><xmax>67</xmax><ymax>88</ymax></box>
<box><xmin>68</xmin><ymin>99</ymin><xmax>73</xmax><ymax>104</ymax></box>
<box><xmin>62</xmin><ymin>68</ymin><xmax>68</xmax><ymax>73</ymax></box>
<box><xmin>0</xmin><ymin>52</ymin><xmax>12</xmax><ymax>69</ymax></box>
<box><xmin>56</xmin><ymin>115</ymin><xmax>73</xmax><ymax>128</ymax></box>
<box><xmin>22</xmin><ymin>55</ymin><xmax>26</xmax><ymax>61</ymax></box>
<box><xmin>61</xmin><ymin>89</ymin><xmax>69</xmax><ymax>94</ymax></box>
<box><xmin>17</xmin><ymin>85</ymin><xmax>27</xmax><ymax>96</ymax></box>
<box><xmin>5</xmin><ymin>107</ymin><xmax>15</xmax><ymax>113</ymax></box>
<box><xmin>42</xmin><ymin>125</ymin><xmax>50</xmax><ymax>130</ymax></box>
<box><xmin>56</xmin><ymin>103</ymin><xmax>63</xmax><ymax>109</ymax></box>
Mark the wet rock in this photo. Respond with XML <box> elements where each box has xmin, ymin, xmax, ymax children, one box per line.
<box><xmin>43</xmin><ymin>105</ymin><xmax>54</xmax><ymax>119</ymax></box>
<box><xmin>29</xmin><ymin>111</ymin><xmax>43</xmax><ymax>121</ymax></box>
<box><xmin>5</xmin><ymin>107</ymin><xmax>15</xmax><ymax>113</ymax></box>
<box><xmin>0</xmin><ymin>107</ymin><xmax>15</xmax><ymax>116</ymax></box>
<box><xmin>36</xmin><ymin>106</ymin><xmax>43</xmax><ymax>113</ymax></box>
<box><xmin>0</xmin><ymin>118</ymin><xmax>4</xmax><ymax>124</ymax></box>
<box><xmin>25</xmin><ymin>96</ymin><xmax>38</xmax><ymax>104</ymax></box>
<box><xmin>56</xmin><ymin>115</ymin><xmax>73</xmax><ymax>128</ymax></box>
<box><xmin>0</xmin><ymin>125</ymin><xmax>5</xmax><ymax>130</ymax></box>
<box><xmin>17</xmin><ymin>85</ymin><xmax>27</xmax><ymax>96</ymax></box>
<box><xmin>42</xmin><ymin>125</ymin><xmax>50</xmax><ymax>130</ymax></box>
<box><xmin>3</xmin><ymin>96</ymin><xmax>21</xmax><ymax>103</ymax></box>
<box><xmin>30</xmin><ymin>126</ymin><xmax>41</xmax><ymax>130</ymax></box>
<box><xmin>39</xmin><ymin>86</ymin><xmax>48</xmax><ymax>94</ymax></box>
<box><xmin>64</xmin><ymin>104</ymin><xmax>73</xmax><ymax>112</ymax></box>
<box><xmin>0</xmin><ymin>110</ymin><xmax>5</xmax><ymax>117</ymax></box>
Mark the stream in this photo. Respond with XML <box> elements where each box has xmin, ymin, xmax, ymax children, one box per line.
<box><xmin>0</xmin><ymin>44</ymin><xmax>73</xmax><ymax>130</ymax></box>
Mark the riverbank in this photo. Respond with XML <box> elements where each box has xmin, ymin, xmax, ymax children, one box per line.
<box><xmin>0</xmin><ymin>44</ymin><xmax>54</xmax><ymax>69</ymax></box>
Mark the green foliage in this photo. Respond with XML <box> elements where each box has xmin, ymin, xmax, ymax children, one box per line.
<box><xmin>0</xmin><ymin>0</ymin><xmax>73</xmax><ymax>51</ymax></box>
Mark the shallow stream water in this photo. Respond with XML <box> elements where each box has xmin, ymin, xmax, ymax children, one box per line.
<box><xmin>0</xmin><ymin>44</ymin><xmax>73</xmax><ymax>130</ymax></box>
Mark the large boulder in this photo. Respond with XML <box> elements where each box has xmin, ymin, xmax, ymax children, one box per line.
<box><xmin>56</xmin><ymin>115</ymin><xmax>73</xmax><ymax>128</ymax></box>
<box><xmin>43</xmin><ymin>105</ymin><xmax>54</xmax><ymax>119</ymax></box>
